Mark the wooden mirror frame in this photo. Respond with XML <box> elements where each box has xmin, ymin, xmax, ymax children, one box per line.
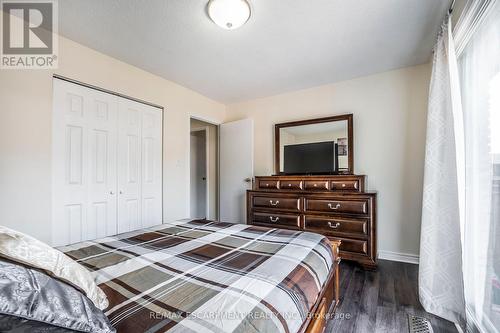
<box><xmin>274</xmin><ymin>114</ymin><xmax>354</xmax><ymax>175</ymax></box>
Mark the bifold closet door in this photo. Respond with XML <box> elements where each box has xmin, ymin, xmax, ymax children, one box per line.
<box><xmin>52</xmin><ymin>79</ymin><xmax>118</xmax><ymax>246</ymax></box>
<box><xmin>117</xmin><ymin>99</ymin><xmax>162</xmax><ymax>233</ymax></box>
<box><xmin>53</xmin><ymin>79</ymin><xmax>162</xmax><ymax>246</ymax></box>
<box><xmin>139</xmin><ymin>105</ymin><xmax>163</xmax><ymax>228</ymax></box>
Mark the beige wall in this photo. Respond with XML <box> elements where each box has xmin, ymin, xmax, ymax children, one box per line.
<box><xmin>226</xmin><ymin>64</ymin><xmax>431</xmax><ymax>257</ymax></box>
<box><xmin>0</xmin><ymin>36</ymin><xmax>225</xmax><ymax>244</ymax></box>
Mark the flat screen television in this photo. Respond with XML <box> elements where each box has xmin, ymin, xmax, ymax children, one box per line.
<box><xmin>283</xmin><ymin>141</ymin><xmax>338</xmax><ymax>174</ymax></box>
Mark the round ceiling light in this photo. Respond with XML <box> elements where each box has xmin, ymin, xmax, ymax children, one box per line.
<box><xmin>207</xmin><ymin>0</ymin><xmax>251</xmax><ymax>30</ymax></box>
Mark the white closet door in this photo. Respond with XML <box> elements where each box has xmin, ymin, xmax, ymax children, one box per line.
<box><xmin>53</xmin><ymin>79</ymin><xmax>163</xmax><ymax>245</ymax></box>
<box><xmin>87</xmin><ymin>90</ymin><xmax>118</xmax><ymax>239</ymax></box>
<box><xmin>52</xmin><ymin>79</ymin><xmax>118</xmax><ymax>246</ymax></box>
<box><xmin>117</xmin><ymin>99</ymin><xmax>162</xmax><ymax>232</ymax></box>
<box><xmin>117</xmin><ymin>99</ymin><xmax>143</xmax><ymax>233</ymax></box>
<box><xmin>140</xmin><ymin>106</ymin><xmax>163</xmax><ymax>228</ymax></box>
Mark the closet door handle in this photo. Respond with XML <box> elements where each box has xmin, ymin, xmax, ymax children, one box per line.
<box><xmin>119</xmin><ymin>190</ymin><xmax>123</xmax><ymax>195</ymax></box>
<box><xmin>328</xmin><ymin>203</ymin><xmax>341</xmax><ymax>210</ymax></box>
<box><xmin>328</xmin><ymin>222</ymin><xmax>341</xmax><ymax>229</ymax></box>
<box><xmin>269</xmin><ymin>200</ymin><xmax>279</xmax><ymax>206</ymax></box>
<box><xmin>109</xmin><ymin>191</ymin><xmax>115</xmax><ymax>195</ymax></box>
<box><xmin>269</xmin><ymin>216</ymin><xmax>280</xmax><ymax>223</ymax></box>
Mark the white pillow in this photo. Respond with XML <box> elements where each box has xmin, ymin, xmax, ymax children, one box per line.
<box><xmin>0</xmin><ymin>225</ymin><xmax>109</xmax><ymax>310</ymax></box>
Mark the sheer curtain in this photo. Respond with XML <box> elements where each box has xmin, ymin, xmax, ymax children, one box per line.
<box><xmin>457</xmin><ymin>0</ymin><xmax>500</xmax><ymax>331</ymax></box>
<box><xmin>420</xmin><ymin>1</ymin><xmax>500</xmax><ymax>331</ymax></box>
<box><xmin>419</xmin><ymin>14</ymin><xmax>466</xmax><ymax>326</ymax></box>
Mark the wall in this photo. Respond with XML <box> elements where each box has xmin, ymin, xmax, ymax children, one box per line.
<box><xmin>225</xmin><ymin>64</ymin><xmax>431</xmax><ymax>258</ymax></box>
<box><xmin>190</xmin><ymin>118</ymin><xmax>219</xmax><ymax>220</ymax></box>
<box><xmin>0</xmin><ymin>36</ymin><xmax>225</xmax><ymax>244</ymax></box>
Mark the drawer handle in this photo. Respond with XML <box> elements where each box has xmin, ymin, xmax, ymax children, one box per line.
<box><xmin>265</xmin><ymin>183</ymin><xmax>269</xmax><ymax>187</ymax></box>
<box><xmin>313</xmin><ymin>183</ymin><xmax>318</xmax><ymax>187</ymax></box>
<box><xmin>328</xmin><ymin>222</ymin><xmax>341</xmax><ymax>229</ymax></box>
<box><xmin>269</xmin><ymin>200</ymin><xmax>280</xmax><ymax>206</ymax></box>
<box><xmin>342</xmin><ymin>183</ymin><xmax>346</xmax><ymax>187</ymax></box>
<box><xmin>288</xmin><ymin>184</ymin><xmax>292</xmax><ymax>187</ymax></box>
<box><xmin>328</xmin><ymin>203</ymin><xmax>341</xmax><ymax>210</ymax></box>
<box><xmin>269</xmin><ymin>216</ymin><xmax>280</xmax><ymax>223</ymax></box>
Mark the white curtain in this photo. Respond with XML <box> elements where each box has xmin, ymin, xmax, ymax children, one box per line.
<box><xmin>419</xmin><ymin>15</ymin><xmax>466</xmax><ymax>326</ymax></box>
<box><xmin>420</xmin><ymin>0</ymin><xmax>500</xmax><ymax>331</ymax></box>
<box><xmin>457</xmin><ymin>0</ymin><xmax>500</xmax><ymax>331</ymax></box>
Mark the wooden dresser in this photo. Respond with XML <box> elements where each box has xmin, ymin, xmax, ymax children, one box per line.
<box><xmin>247</xmin><ymin>175</ymin><xmax>377</xmax><ymax>270</ymax></box>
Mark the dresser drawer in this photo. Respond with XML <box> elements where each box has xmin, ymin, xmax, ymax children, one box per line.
<box><xmin>251</xmin><ymin>212</ymin><xmax>301</xmax><ymax>228</ymax></box>
<box><xmin>304</xmin><ymin>180</ymin><xmax>329</xmax><ymax>191</ymax></box>
<box><xmin>252</xmin><ymin>196</ymin><xmax>301</xmax><ymax>211</ymax></box>
<box><xmin>305</xmin><ymin>198</ymin><xmax>368</xmax><ymax>215</ymax></box>
<box><xmin>304</xmin><ymin>216</ymin><xmax>368</xmax><ymax>237</ymax></box>
<box><xmin>279</xmin><ymin>180</ymin><xmax>303</xmax><ymax>190</ymax></box>
<box><xmin>331</xmin><ymin>237</ymin><xmax>368</xmax><ymax>255</ymax></box>
<box><xmin>257</xmin><ymin>179</ymin><xmax>279</xmax><ymax>189</ymax></box>
<box><xmin>330</xmin><ymin>180</ymin><xmax>360</xmax><ymax>191</ymax></box>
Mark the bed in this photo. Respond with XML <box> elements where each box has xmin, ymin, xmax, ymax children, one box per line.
<box><xmin>58</xmin><ymin>219</ymin><xmax>340</xmax><ymax>333</ymax></box>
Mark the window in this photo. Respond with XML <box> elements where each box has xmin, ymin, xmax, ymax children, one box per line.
<box><xmin>458</xmin><ymin>1</ymin><xmax>500</xmax><ymax>331</ymax></box>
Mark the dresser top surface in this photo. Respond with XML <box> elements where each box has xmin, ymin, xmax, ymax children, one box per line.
<box><xmin>256</xmin><ymin>174</ymin><xmax>365</xmax><ymax>178</ymax></box>
<box><xmin>247</xmin><ymin>189</ymin><xmax>378</xmax><ymax>195</ymax></box>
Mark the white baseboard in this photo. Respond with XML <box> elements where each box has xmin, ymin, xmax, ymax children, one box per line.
<box><xmin>378</xmin><ymin>250</ymin><xmax>419</xmax><ymax>264</ymax></box>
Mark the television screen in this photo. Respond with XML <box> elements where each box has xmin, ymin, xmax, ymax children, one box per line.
<box><xmin>283</xmin><ymin>141</ymin><xmax>337</xmax><ymax>174</ymax></box>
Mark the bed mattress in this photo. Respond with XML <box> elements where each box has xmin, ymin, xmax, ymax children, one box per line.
<box><xmin>59</xmin><ymin>219</ymin><xmax>334</xmax><ymax>333</ymax></box>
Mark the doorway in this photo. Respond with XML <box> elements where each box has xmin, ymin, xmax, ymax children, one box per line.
<box><xmin>190</xmin><ymin>118</ymin><xmax>219</xmax><ymax>220</ymax></box>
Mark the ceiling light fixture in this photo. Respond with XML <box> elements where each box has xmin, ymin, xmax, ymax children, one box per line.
<box><xmin>207</xmin><ymin>0</ymin><xmax>251</xmax><ymax>30</ymax></box>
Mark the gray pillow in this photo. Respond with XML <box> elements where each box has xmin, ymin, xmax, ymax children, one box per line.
<box><xmin>0</xmin><ymin>314</ymin><xmax>76</xmax><ymax>332</ymax></box>
<box><xmin>0</xmin><ymin>259</ymin><xmax>115</xmax><ymax>333</ymax></box>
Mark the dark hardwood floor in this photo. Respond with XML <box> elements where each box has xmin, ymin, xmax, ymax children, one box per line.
<box><xmin>326</xmin><ymin>259</ymin><xmax>458</xmax><ymax>333</ymax></box>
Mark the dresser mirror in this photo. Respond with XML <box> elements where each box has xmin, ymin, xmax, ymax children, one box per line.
<box><xmin>275</xmin><ymin>114</ymin><xmax>353</xmax><ymax>174</ymax></box>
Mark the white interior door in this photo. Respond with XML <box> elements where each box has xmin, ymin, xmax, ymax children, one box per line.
<box><xmin>219</xmin><ymin>118</ymin><xmax>254</xmax><ymax>223</ymax></box>
<box><xmin>52</xmin><ymin>79</ymin><xmax>118</xmax><ymax>246</ymax></box>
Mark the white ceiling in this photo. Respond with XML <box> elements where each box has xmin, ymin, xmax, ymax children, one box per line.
<box><xmin>58</xmin><ymin>0</ymin><xmax>450</xmax><ymax>103</ymax></box>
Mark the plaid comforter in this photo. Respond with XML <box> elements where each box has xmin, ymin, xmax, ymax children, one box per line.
<box><xmin>60</xmin><ymin>219</ymin><xmax>334</xmax><ymax>333</ymax></box>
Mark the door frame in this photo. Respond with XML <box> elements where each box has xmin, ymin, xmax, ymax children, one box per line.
<box><xmin>188</xmin><ymin>116</ymin><xmax>220</xmax><ymax>220</ymax></box>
